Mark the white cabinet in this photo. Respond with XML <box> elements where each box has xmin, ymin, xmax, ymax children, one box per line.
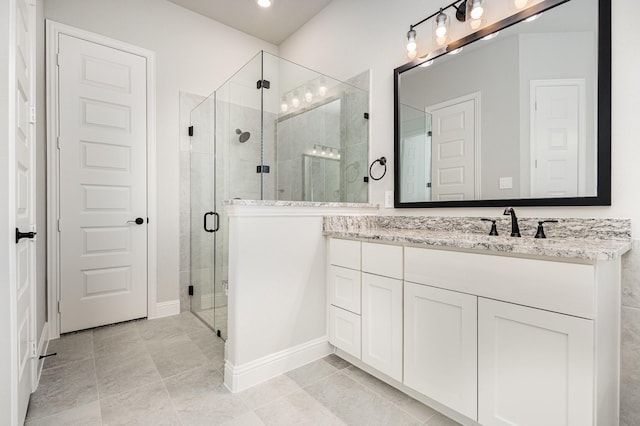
<box><xmin>478</xmin><ymin>298</ymin><xmax>594</xmax><ymax>426</ymax></box>
<box><xmin>362</xmin><ymin>242</ymin><xmax>403</xmax><ymax>279</ymax></box>
<box><xmin>329</xmin><ymin>238</ymin><xmax>360</xmax><ymax>270</ymax></box>
<box><xmin>404</xmin><ymin>282</ymin><xmax>478</xmax><ymax>420</ymax></box>
<box><xmin>329</xmin><ymin>305</ymin><xmax>361</xmax><ymax>358</ymax></box>
<box><xmin>329</xmin><ymin>266</ymin><xmax>361</xmax><ymax>314</ymax></box>
<box><xmin>361</xmin><ymin>272</ymin><xmax>403</xmax><ymax>381</ymax></box>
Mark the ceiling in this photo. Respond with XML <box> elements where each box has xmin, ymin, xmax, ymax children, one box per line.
<box><xmin>166</xmin><ymin>0</ymin><xmax>334</xmax><ymax>45</ymax></box>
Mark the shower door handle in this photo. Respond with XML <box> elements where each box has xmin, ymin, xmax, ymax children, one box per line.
<box><xmin>204</xmin><ymin>212</ymin><xmax>220</xmax><ymax>233</ymax></box>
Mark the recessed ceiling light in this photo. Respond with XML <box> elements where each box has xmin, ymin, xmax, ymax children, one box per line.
<box><xmin>257</xmin><ymin>0</ymin><xmax>272</xmax><ymax>8</ymax></box>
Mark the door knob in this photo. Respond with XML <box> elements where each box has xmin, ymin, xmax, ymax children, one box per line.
<box><xmin>127</xmin><ymin>218</ymin><xmax>144</xmax><ymax>225</ymax></box>
<box><xmin>15</xmin><ymin>228</ymin><xmax>37</xmax><ymax>243</ymax></box>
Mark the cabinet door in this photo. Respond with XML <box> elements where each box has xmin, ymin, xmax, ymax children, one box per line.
<box><xmin>361</xmin><ymin>273</ymin><xmax>403</xmax><ymax>381</ymax></box>
<box><xmin>478</xmin><ymin>298</ymin><xmax>594</xmax><ymax>426</ymax></box>
<box><xmin>329</xmin><ymin>305</ymin><xmax>361</xmax><ymax>359</ymax></box>
<box><xmin>404</xmin><ymin>282</ymin><xmax>478</xmax><ymax>420</ymax></box>
<box><xmin>329</xmin><ymin>266</ymin><xmax>361</xmax><ymax>314</ymax></box>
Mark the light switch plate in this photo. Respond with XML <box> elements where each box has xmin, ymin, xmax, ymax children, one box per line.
<box><xmin>499</xmin><ymin>177</ymin><xmax>513</xmax><ymax>189</ymax></box>
<box><xmin>385</xmin><ymin>190</ymin><xmax>394</xmax><ymax>208</ymax></box>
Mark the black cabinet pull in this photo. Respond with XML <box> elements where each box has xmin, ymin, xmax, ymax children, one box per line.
<box><xmin>204</xmin><ymin>212</ymin><xmax>220</xmax><ymax>233</ymax></box>
<box><xmin>15</xmin><ymin>228</ymin><xmax>36</xmax><ymax>244</ymax></box>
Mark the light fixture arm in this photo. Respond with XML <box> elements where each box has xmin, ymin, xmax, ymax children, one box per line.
<box><xmin>409</xmin><ymin>0</ymin><xmax>466</xmax><ymax>30</ymax></box>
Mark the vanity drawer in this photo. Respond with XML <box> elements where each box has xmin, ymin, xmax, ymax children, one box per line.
<box><xmin>329</xmin><ymin>305</ymin><xmax>361</xmax><ymax>359</ymax></box>
<box><xmin>329</xmin><ymin>266</ymin><xmax>361</xmax><ymax>314</ymax></box>
<box><xmin>362</xmin><ymin>242</ymin><xmax>403</xmax><ymax>279</ymax></box>
<box><xmin>329</xmin><ymin>238</ymin><xmax>361</xmax><ymax>270</ymax></box>
<box><xmin>404</xmin><ymin>247</ymin><xmax>595</xmax><ymax>319</ymax></box>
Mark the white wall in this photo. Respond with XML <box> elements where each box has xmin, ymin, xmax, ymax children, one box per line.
<box><xmin>279</xmin><ymin>0</ymin><xmax>640</xmax><ymax>234</ymax></box>
<box><xmin>44</xmin><ymin>0</ymin><xmax>278</xmax><ymax>303</ymax></box>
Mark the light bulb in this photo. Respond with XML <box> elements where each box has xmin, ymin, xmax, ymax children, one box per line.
<box><xmin>318</xmin><ymin>85</ymin><xmax>327</xmax><ymax>97</ymax></box>
<box><xmin>305</xmin><ymin>88</ymin><xmax>313</xmax><ymax>103</ymax></box>
<box><xmin>281</xmin><ymin>102</ymin><xmax>288</xmax><ymax>113</ymax></box>
<box><xmin>291</xmin><ymin>94</ymin><xmax>300</xmax><ymax>108</ymax></box>
<box><xmin>406</xmin><ymin>29</ymin><xmax>417</xmax><ymax>54</ymax></box>
<box><xmin>469</xmin><ymin>0</ymin><xmax>484</xmax><ymax>19</ymax></box>
<box><xmin>435</xmin><ymin>11</ymin><xmax>448</xmax><ymax>38</ymax></box>
<box><xmin>514</xmin><ymin>0</ymin><xmax>528</xmax><ymax>9</ymax></box>
<box><xmin>448</xmin><ymin>47</ymin><xmax>463</xmax><ymax>55</ymax></box>
<box><xmin>419</xmin><ymin>59</ymin><xmax>434</xmax><ymax>68</ymax></box>
<box><xmin>257</xmin><ymin>0</ymin><xmax>272</xmax><ymax>7</ymax></box>
<box><xmin>525</xmin><ymin>13</ymin><xmax>540</xmax><ymax>22</ymax></box>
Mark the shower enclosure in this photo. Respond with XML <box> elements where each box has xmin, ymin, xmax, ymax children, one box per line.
<box><xmin>189</xmin><ymin>51</ymin><xmax>369</xmax><ymax>338</ymax></box>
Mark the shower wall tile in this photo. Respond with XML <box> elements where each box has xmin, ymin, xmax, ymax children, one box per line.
<box><xmin>622</xmin><ymin>240</ymin><xmax>640</xmax><ymax>309</ymax></box>
<box><xmin>621</xmin><ymin>305</ymin><xmax>640</xmax><ymax>425</ymax></box>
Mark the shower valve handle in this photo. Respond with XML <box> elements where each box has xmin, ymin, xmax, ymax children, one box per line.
<box><xmin>204</xmin><ymin>212</ymin><xmax>220</xmax><ymax>233</ymax></box>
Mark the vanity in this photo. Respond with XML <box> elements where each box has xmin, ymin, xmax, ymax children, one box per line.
<box><xmin>324</xmin><ymin>216</ymin><xmax>631</xmax><ymax>426</ymax></box>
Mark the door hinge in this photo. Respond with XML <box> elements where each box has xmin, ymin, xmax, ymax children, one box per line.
<box><xmin>57</xmin><ymin>301</ymin><xmax>61</xmax><ymax>313</ymax></box>
<box><xmin>364</xmin><ymin>112</ymin><xmax>369</xmax><ymax>120</ymax></box>
<box><xmin>57</xmin><ymin>218</ymin><xmax>61</xmax><ymax>232</ymax></box>
<box><xmin>56</xmin><ymin>137</ymin><xmax>61</xmax><ymax>150</ymax></box>
<box><xmin>31</xmin><ymin>341</ymin><xmax>37</xmax><ymax>358</ymax></box>
<box><xmin>56</xmin><ymin>53</ymin><xmax>61</xmax><ymax>67</ymax></box>
<box><xmin>29</xmin><ymin>106</ymin><xmax>36</xmax><ymax>124</ymax></box>
<box><xmin>256</xmin><ymin>165</ymin><xmax>270</xmax><ymax>173</ymax></box>
<box><xmin>188</xmin><ymin>126</ymin><xmax>194</xmax><ymax>137</ymax></box>
<box><xmin>256</xmin><ymin>79</ymin><xmax>271</xmax><ymax>89</ymax></box>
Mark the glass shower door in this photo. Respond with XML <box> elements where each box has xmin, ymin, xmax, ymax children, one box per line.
<box><xmin>189</xmin><ymin>96</ymin><xmax>219</xmax><ymax>334</ymax></box>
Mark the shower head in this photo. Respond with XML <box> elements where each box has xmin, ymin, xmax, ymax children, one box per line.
<box><xmin>235</xmin><ymin>128</ymin><xmax>251</xmax><ymax>143</ymax></box>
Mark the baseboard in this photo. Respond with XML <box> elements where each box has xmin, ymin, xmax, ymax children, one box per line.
<box><xmin>153</xmin><ymin>299</ymin><xmax>181</xmax><ymax>319</ymax></box>
<box><xmin>34</xmin><ymin>322</ymin><xmax>50</xmax><ymax>391</ymax></box>
<box><xmin>224</xmin><ymin>337</ymin><xmax>332</xmax><ymax>393</ymax></box>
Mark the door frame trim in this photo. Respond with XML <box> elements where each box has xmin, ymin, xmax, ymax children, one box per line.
<box><xmin>45</xmin><ymin>21</ymin><xmax>157</xmax><ymax>338</ymax></box>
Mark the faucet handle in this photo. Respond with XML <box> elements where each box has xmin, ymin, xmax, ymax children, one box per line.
<box><xmin>481</xmin><ymin>218</ymin><xmax>499</xmax><ymax>236</ymax></box>
<box><xmin>534</xmin><ymin>220</ymin><xmax>558</xmax><ymax>239</ymax></box>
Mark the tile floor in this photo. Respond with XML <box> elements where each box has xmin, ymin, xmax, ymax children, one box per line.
<box><xmin>26</xmin><ymin>312</ymin><xmax>461</xmax><ymax>426</ymax></box>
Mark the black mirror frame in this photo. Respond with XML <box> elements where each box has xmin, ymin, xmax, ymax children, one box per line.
<box><xmin>393</xmin><ymin>0</ymin><xmax>611</xmax><ymax>208</ymax></box>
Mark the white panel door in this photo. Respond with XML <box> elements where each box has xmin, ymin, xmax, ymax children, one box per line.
<box><xmin>478</xmin><ymin>298</ymin><xmax>594</xmax><ymax>426</ymax></box>
<box><xmin>14</xmin><ymin>0</ymin><xmax>36</xmax><ymax>422</ymax></box>
<box><xmin>361</xmin><ymin>273</ymin><xmax>403</xmax><ymax>381</ymax></box>
<box><xmin>531</xmin><ymin>81</ymin><xmax>583</xmax><ymax>197</ymax></box>
<box><xmin>404</xmin><ymin>282</ymin><xmax>478</xmax><ymax>420</ymax></box>
<box><xmin>58</xmin><ymin>34</ymin><xmax>148</xmax><ymax>332</ymax></box>
<box><xmin>430</xmin><ymin>99</ymin><xmax>475</xmax><ymax>201</ymax></box>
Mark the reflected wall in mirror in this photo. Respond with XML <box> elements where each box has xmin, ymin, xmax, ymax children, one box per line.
<box><xmin>394</xmin><ymin>0</ymin><xmax>611</xmax><ymax>207</ymax></box>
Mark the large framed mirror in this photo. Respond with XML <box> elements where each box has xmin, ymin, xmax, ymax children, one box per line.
<box><xmin>394</xmin><ymin>0</ymin><xmax>610</xmax><ymax>207</ymax></box>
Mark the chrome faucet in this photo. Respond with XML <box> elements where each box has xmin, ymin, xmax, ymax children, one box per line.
<box><xmin>503</xmin><ymin>207</ymin><xmax>521</xmax><ymax>237</ymax></box>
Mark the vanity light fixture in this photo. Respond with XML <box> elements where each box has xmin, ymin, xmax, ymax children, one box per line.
<box><xmin>256</xmin><ymin>0</ymin><xmax>272</xmax><ymax>8</ymax></box>
<box><xmin>404</xmin><ymin>0</ymin><xmax>489</xmax><ymax>59</ymax></box>
<box><xmin>434</xmin><ymin>11</ymin><xmax>449</xmax><ymax>38</ymax></box>
<box><xmin>304</xmin><ymin>86</ymin><xmax>313</xmax><ymax>103</ymax></box>
<box><xmin>291</xmin><ymin>91</ymin><xmax>300</xmax><ymax>108</ymax></box>
<box><xmin>317</xmin><ymin>77</ymin><xmax>327</xmax><ymax>97</ymax></box>
<box><xmin>406</xmin><ymin>28</ymin><xmax>418</xmax><ymax>59</ymax></box>
<box><xmin>280</xmin><ymin>95</ymin><xmax>288</xmax><ymax>113</ymax></box>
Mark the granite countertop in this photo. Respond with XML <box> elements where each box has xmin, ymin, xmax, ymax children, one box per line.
<box><xmin>323</xmin><ymin>216</ymin><xmax>632</xmax><ymax>261</ymax></box>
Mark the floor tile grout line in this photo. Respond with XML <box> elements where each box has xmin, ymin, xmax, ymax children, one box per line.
<box><xmin>159</xmin><ymin>376</ymin><xmax>185</xmax><ymax>426</ymax></box>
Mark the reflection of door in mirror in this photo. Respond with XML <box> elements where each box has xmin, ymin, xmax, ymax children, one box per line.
<box><xmin>530</xmin><ymin>79</ymin><xmax>586</xmax><ymax>198</ymax></box>
<box><xmin>429</xmin><ymin>95</ymin><xmax>479</xmax><ymax>201</ymax></box>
